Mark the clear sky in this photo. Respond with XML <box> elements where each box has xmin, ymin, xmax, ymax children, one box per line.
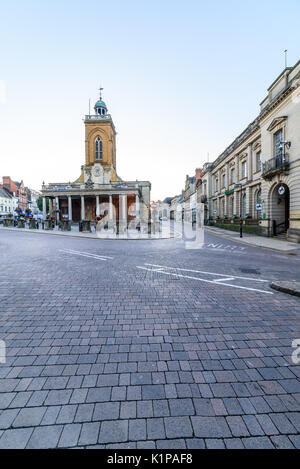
<box><xmin>1</xmin><ymin>0</ymin><xmax>300</xmax><ymax>200</ymax></box>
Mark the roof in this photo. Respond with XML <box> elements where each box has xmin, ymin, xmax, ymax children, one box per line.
<box><xmin>162</xmin><ymin>197</ymin><xmax>173</xmax><ymax>205</ymax></box>
<box><xmin>94</xmin><ymin>100</ymin><xmax>107</xmax><ymax>108</ymax></box>
<box><xmin>0</xmin><ymin>188</ymin><xmax>12</xmax><ymax>199</ymax></box>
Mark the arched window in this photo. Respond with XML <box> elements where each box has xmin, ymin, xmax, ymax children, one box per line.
<box><xmin>95</xmin><ymin>136</ymin><xmax>103</xmax><ymax>160</ymax></box>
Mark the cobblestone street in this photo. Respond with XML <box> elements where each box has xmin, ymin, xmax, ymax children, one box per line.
<box><xmin>0</xmin><ymin>230</ymin><xmax>299</xmax><ymax>449</ymax></box>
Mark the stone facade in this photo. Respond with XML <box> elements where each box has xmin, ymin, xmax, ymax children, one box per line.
<box><xmin>198</xmin><ymin>59</ymin><xmax>300</xmax><ymax>242</ymax></box>
<box><xmin>41</xmin><ymin>93</ymin><xmax>151</xmax><ymax>227</ymax></box>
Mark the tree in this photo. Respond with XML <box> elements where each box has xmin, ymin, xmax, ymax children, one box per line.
<box><xmin>37</xmin><ymin>197</ymin><xmax>49</xmax><ymax>212</ymax></box>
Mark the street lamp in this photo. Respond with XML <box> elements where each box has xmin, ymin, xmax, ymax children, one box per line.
<box><xmin>235</xmin><ymin>182</ymin><xmax>243</xmax><ymax>238</ymax></box>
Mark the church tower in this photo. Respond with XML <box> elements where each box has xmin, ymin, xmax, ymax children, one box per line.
<box><xmin>82</xmin><ymin>89</ymin><xmax>119</xmax><ymax>184</ymax></box>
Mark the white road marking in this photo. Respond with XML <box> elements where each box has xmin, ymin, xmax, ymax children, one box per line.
<box><xmin>213</xmin><ymin>277</ymin><xmax>235</xmax><ymax>282</ymax></box>
<box><xmin>144</xmin><ymin>263</ymin><xmax>269</xmax><ymax>282</ymax></box>
<box><xmin>59</xmin><ymin>249</ymin><xmax>113</xmax><ymax>261</ymax></box>
<box><xmin>62</xmin><ymin>249</ymin><xmax>114</xmax><ymax>259</ymax></box>
<box><xmin>137</xmin><ymin>264</ymin><xmax>273</xmax><ymax>295</ymax></box>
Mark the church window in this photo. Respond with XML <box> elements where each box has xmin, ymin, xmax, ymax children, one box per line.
<box><xmin>95</xmin><ymin>136</ymin><xmax>103</xmax><ymax>160</ymax></box>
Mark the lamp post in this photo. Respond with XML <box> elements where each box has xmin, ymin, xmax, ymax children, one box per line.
<box><xmin>235</xmin><ymin>182</ymin><xmax>243</xmax><ymax>238</ymax></box>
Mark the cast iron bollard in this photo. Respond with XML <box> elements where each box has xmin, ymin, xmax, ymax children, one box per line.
<box><xmin>61</xmin><ymin>220</ymin><xmax>71</xmax><ymax>231</ymax></box>
<box><xmin>81</xmin><ymin>220</ymin><xmax>91</xmax><ymax>232</ymax></box>
<box><xmin>3</xmin><ymin>218</ymin><xmax>14</xmax><ymax>227</ymax></box>
<box><xmin>44</xmin><ymin>219</ymin><xmax>54</xmax><ymax>230</ymax></box>
<box><xmin>29</xmin><ymin>219</ymin><xmax>37</xmax><ymax>229</ymax></box>
<box><xmin>17</xmin><ymin>219</ymin><xmax>25</xmax><ymax>228</ymax></box>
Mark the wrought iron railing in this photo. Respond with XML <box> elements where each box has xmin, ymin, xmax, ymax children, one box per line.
<box><xmin>262</xmin><ymin>154</ymin><xmax>289</xmax><ymax>175</ymax></box>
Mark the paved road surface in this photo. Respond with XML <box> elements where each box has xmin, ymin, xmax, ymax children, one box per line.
<box><xmin>0</xmin><ymin>230</ymin><xmax>299</xmax><ymax>449</ymax></box>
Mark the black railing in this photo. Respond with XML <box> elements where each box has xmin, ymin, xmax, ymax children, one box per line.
<box><xmin>262</xmin><ymin>154</ymin><xmax>289</xmax><ymax>174</ymax></box>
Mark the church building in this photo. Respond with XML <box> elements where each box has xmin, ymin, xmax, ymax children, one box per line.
<box><xmin>41</xmin><ymin>91</ymin><xmax>151</xmax><ymax>231</ymax></box>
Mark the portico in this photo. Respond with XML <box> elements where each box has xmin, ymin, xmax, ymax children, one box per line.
<box><xmin>42</xmin><ymin>191</ymin><xmax>141</xmax><ymax>225</ymax></box>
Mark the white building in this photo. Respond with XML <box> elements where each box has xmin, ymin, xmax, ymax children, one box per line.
<box><xmin>0</xmin><ymin>188</ymin><xmax>15</xmax><ymax>216</ymax></box>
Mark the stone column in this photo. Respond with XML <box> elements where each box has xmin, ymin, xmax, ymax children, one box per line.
<box><xmin>235</xmin><ymin>189</ymin><xmax>241</xmax><ymax>217</ymax></box>
<box><xmin>96</xmin><ymin>195</ymin><xmax>100</xmax><ymax>217</ymax></box>
<box><xmin>247</xmin><ymin>144</ymin><xmax>253</xmax><ymax>181</ymax></box>
<box><xmin>81</xmin><ymin>196</ymin><xmax>85</xmax><ymax>220</ymax></box>
<box><xmin>68</xmin><ymin>196</ymin><xmax>72</xmax><ymax>221</ymax></box>
<box><xmin>122</xmin><ymin>195</ymin><xmax>127</xmax><ymax>222</ymax></box>
<box><xmin>42</xmin><ymin>197</ymin><xmax>46</xmax><ymax>220</ymax></box>
<box><xmin>235</xmin><ymin>155</ymin><xmax>239</xmax><ymax>182</ymax></box>
<box><xmin>224</xmin><ymin>195</ymin><xmax>228</xmax><ymax>217</ymax></box>
<box><xmin>136</xmin><ymin>194</ymin><xmax>140</xmax><ymax>220</ymax></box>
<box><xmin>232</xmin><ymin>192</ymin><xmax>236</xmax><ymax>217</ymax></box>
<box><xmin>118</xmin><ymin>194</ymin><xmax>127</xmax><ymax>234</ymax></box>
<box><xmin>55</xmin><ymin>197</ymin><xmax>60</xmax><ymax>223</ymax></box>
<box><xmin>246</xmin><ymin>186</ymin><xmax>252</xmax><ymax>217</ymax></box>
<box><xmin>109</xmin><ymin>195</ymin><xmax>113</xmax><ymax>220</ymax></box>
<box><xmin>226</xmin><ymin>165</ymin><xmax>229</xmax><ymax>190</ymax></box>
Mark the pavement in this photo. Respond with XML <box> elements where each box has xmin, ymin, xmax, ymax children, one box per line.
<box><xmin>2</xmin><ymin>223</ymin><xmax>300</xmax><ymax>254</ymax></box>
<box><xmin>205</xmin><ymin>226</ymin><xmax>300</xmax><ymax>254</ymax></box>
<box><xmin>0</xmin><ymin>229</ymin><xmax>300</xmax><ymax>449</ymax></box>
<box><xmin>0</xmin><ymin>225</ymin><xmax>173</xmax><ymax>240</ymax></box>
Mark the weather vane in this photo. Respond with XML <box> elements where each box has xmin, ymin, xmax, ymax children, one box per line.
<box><xmin>99</xmin><ymin>85</ymin><xmax>104</xmax><ymax>100</ymax></box>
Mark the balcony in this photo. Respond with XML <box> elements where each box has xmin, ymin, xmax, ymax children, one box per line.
<box><xmin>84</xmin><ymin>114</ymin><xmax>112</xmax><ymax>122</ymax></box>
<box><xmin>262</xmin><ymin>154</ymin><xmax>289</xmax><ymax>179</ymax></box>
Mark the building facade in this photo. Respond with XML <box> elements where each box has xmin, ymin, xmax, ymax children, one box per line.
<box><xmin>26</xmin><ymin>188</ymin><xmax>42</xmax><ymax>217</ymax></box>
<box><xmin>1</xmin><ymin>177</ymin><xmax>27</xmax><ymax>211</ymax></box>
<box><xmin>198</xmin><ymin>60</ymin><xmax>300</xmax><ymax>242</ymax></box>
<box><xmin>41</xmin><ymin>93</ymin><xmax>151</xmax><ymax>230</ymax></box>
<box><xmin>0</xmin><ymin>188</ymin><xmax>14</xmax><ymax>216</ymax></box>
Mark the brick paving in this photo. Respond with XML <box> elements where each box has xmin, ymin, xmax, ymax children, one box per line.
<box><xmin>0</xmin><ymin>230</ymin><xmax>299</xmax><ymax>448</ymax></box>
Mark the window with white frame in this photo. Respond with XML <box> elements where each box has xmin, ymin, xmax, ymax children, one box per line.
<box><xmin>274</xmin><ymin>129</ymin><xmax>283</xmax><ymax>159</ymax></box>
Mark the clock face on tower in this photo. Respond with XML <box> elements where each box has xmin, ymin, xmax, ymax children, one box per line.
<box><xmin>93</xmin><ymin>166</ymin><xmax>101</xmax><ymax>177</ymax></box>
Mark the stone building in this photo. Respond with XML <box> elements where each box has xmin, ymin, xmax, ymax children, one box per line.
<box><xmin>198</xmin><ymin>59</ymin><xmax>300</xmax><ymax>242</ymax></box>
<box><xmin>41</xmin><ymin>92</ymin><xmax>151</xmax><ymax>230</ymax></box>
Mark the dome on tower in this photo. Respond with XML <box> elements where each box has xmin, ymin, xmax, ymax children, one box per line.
<box><xmin>95</xmin><ymin>99</ymin><xmax>107</xmax><ymax>109</ymax></box>
<box><xmin>94</xmin><ymin>88</ymin><xmax>108</xmax><ymax>115</ymax></box>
